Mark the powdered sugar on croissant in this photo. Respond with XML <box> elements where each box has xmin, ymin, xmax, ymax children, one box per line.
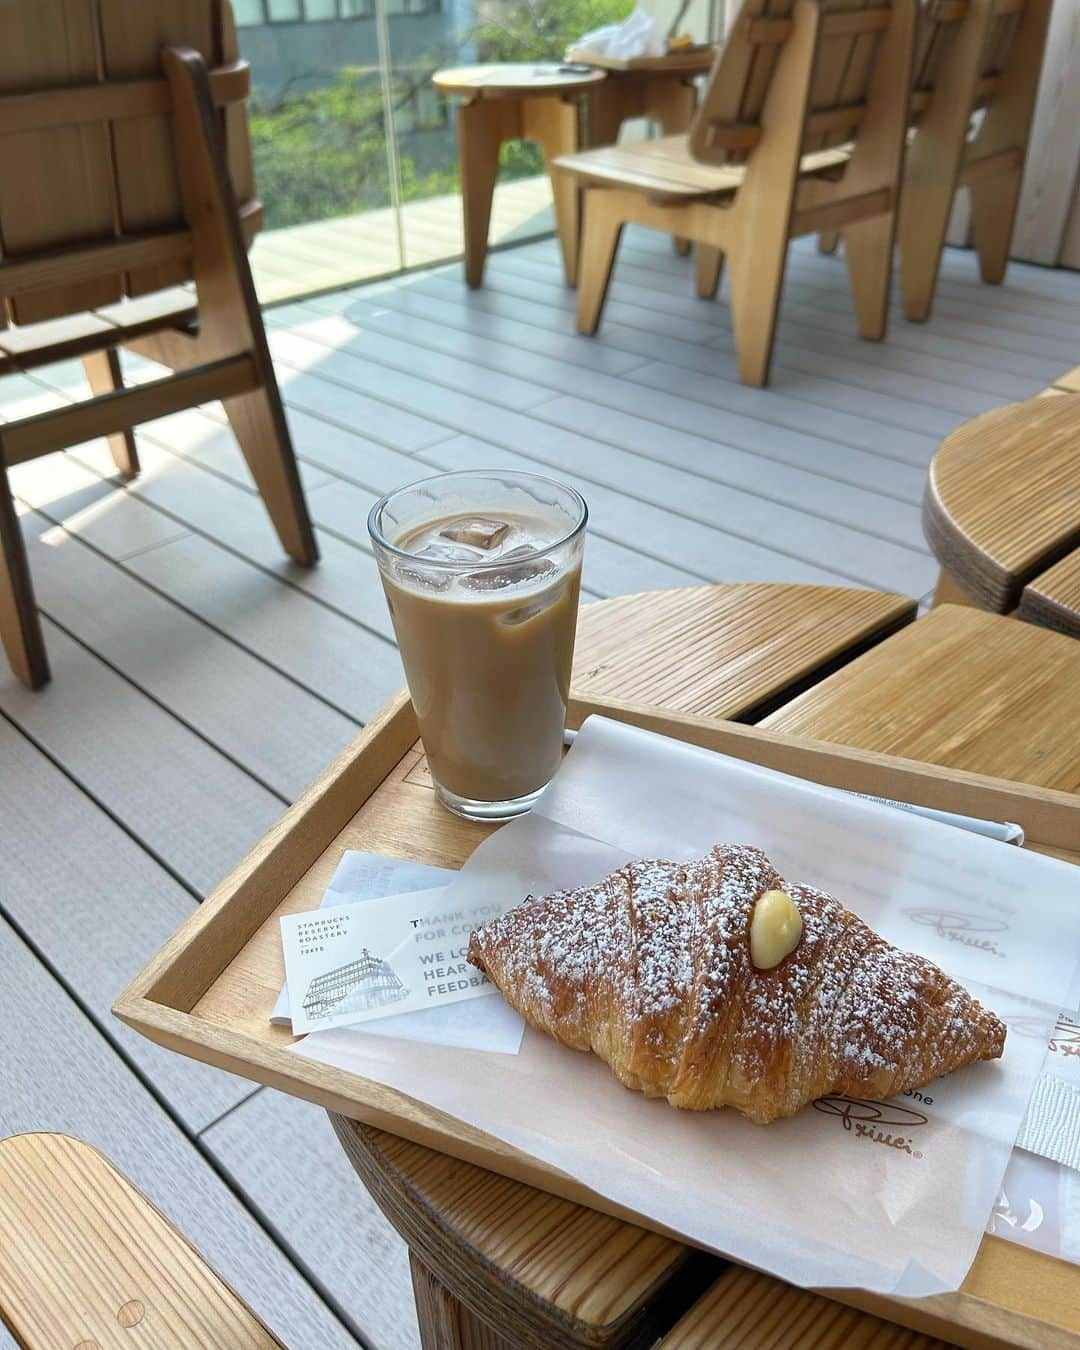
<box><xmin>467</xmin><ymin>843</ymin><xmax>1006</xmax><ymax>1123</ymax></box>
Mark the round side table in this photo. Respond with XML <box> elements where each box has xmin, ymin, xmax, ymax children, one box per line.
<box><xmin>433</xmin><ymin>64</ymin><xmax>606</xmax><ymax>288</ymax></box>
<box><xmin>434</xmin><ymin>54</ymin><xmax>715</xmax><ymax>287</ymax></box>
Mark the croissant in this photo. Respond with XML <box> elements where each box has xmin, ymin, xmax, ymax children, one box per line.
<box><xmin>467</xmin><ymin>843</ymin><xmax>1006</xmax><ymax>1124</ymax></box>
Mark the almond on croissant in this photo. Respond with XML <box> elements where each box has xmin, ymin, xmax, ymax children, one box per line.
<box><xmin>467</xmin><ymin>843</ymin><xmax>1006</xmax><ymax>1124</ymax></box>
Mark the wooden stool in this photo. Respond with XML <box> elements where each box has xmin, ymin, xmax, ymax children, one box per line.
<box><xmin>434</xmin><ymin>55</ymin><xmax>713</xmax><ymax>288</ymax></box>
<box><xmin>0</xmin><ymin>1133</ymin><xmax>281</xmax><ymax>1348</ymax></box>
<box><xmin>924</xmin><ymin>394</ymin><xmax>1080</xmax><ymax>618</ymax></box>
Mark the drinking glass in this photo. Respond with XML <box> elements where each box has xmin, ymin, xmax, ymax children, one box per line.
<box><xmin>368</xmin><ymin>470</ymin><xmax>587</xmax><ymax>821</ymax></box>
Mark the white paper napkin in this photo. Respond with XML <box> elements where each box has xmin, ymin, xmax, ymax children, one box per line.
<box><xmin>569</xmin><ymin>6</ymin><xmax>665</xmax><ymax>59</ymax></box>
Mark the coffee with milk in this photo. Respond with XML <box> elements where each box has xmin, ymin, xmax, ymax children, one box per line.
<box><xmin>380</xmin><ymin>507</ymin><xmax>583</xmax><ymax>811</ymax></box>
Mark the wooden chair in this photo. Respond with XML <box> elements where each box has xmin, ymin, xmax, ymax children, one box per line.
<box><xmin>555</xmin><ymin>0</ymin><xmax>918</xmax><ymax>387</ymax></box>
<box><xmin>898</xmin><ymin>0</ymin><xmax>1053</xmax><ymax>321</ymax></box>
<box><xmin>0</xmin><ymin>1</ymin><xmax>317</xmax><ymax>691</ymax></box>
<box><xmin>0</xmin><ymin>1132</ymin><xmax>282</xmax><ymax>1347</ymax></box>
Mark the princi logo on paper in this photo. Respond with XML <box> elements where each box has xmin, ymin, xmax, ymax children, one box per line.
<box><xmin>1051</xmin><ymin>1014</ymin><xmax>1080</xmax><ymax>1056</ymax></box>
<box><xmin>904</xmin><ymin>907</ymin><xmax>1008</xmax><ymax>958</ymax></box>
<box><xmin>812</xmin><ymin>1095</ymin><xmax>929</xmax><ymax>1159</ymax></box>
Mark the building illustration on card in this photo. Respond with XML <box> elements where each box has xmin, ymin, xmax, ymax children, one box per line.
<box><xmin>302</xmin><ymin>948</ymin><xmax>410</xmax><ymax>1022</ymax></box>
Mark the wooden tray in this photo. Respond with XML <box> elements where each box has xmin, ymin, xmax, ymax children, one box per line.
<box><xmin>115</xmin><ymin>689</ymin><xmax>1080</xmax><ymax>1350</ymax></box>
<box><xmin>565</xmin><ymin>46</ymin><xmax>717</xmax><ymax>73</ymax></box>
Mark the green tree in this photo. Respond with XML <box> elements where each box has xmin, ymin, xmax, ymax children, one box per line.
<box><xmin>250</xmin><ymin>68</ymin><xmax>394</xmax><ymax>228</ymax></box>
<box><xmin>474</xmin><ymin>0</ymin><xmax>632</xmax><ymax>61</ymax></box>
<box><xmin>249</xmin><ymin>0</ymin><xmax>634</xmax><ymax>227</ymax></box>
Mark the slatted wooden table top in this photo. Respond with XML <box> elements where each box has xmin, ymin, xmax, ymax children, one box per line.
<box><xmin>762</xmin><ymin>603</ymin><xmax>1080</xmax><ymax>792</ymax></box>
<box><xmin>923</xmin><ymin>392</ymin><xmax>1080</xmax><ymax>614</ymax></box>
<box><xmin>334</xmin><ymin>590</ymin><xmax>1078</xmax><ymax>1350</ymax></box>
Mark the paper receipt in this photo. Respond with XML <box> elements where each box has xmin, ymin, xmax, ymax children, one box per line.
<box><xmin>281</xmin><ymin>886</ymin><xmax>502</xmax><ymax>1035</ymax></box>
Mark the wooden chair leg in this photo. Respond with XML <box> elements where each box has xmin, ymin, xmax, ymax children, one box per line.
<box><xmin>695</xmin><ymin>245</ymin><xmax>724</xmax><ymax>299</ymax></box>
<box><xmin>163</xmin><ymin>46</ymin><xmax>318</xmax><ymax>569</ymax></box>
<box><xmin>523</xmin><ymin>97</ymin><xmax>582</xmax><ymax>286</ymax></box>
<box><xmin>81</xmin><ymin>349</ymin><xmax>139</xmax><ymax>478</ymax></box>
<box><xmin>654</xmin><ymin>81</ymin><xmax>696</xmax><ymax>261</ymax></box>
<box><xmin>970</xmin><ymin>171</ymin><xmax>1024</xmax><ymax>285</ymax></box>
<box><xmin>574</xmin><ymin>190</ymin><xmax>625</xmax><ymax>334</ymax></box>
<box><xmin>898</xmin><ymin>176</ymin><xmax>958</xmax><ymax>322</ymax></box>
<box><xmin>0</xmin><ymin>464</ymin><xmax>49</xmax><ymax>688</ymax></box>
<box><xmin>725</xmin><ymin>239</ymin><xmax>788</xmax><ymax>387</ymax></box>
<box><xmin>843</xmin><ymin>213</ymin><xmax>896</xmax><ymax>341</ymax></box>
<box><xmin>818</xmin><ymin>230</ymin><xmax>840</xmax><ymax>254</ymax></box>
<box><xmin>222</xmin><ymin>386</ymin><xmax>316</xmax><ymax>565</ymax></box>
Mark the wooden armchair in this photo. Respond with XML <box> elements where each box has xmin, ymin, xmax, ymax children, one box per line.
<box><xmin>555</xmin><ymin>0</ymin><xmax>918</xmax><ymax>387</ymax></box>
<box><xmin>899</xmin><ymin>0</ymin><xmax>1053</xmax><ymax>320</ymax></box>
<box><xmin>0</xmin><ymin>1</ymin><xmax>317</xmax><ymax>691</ymax></box>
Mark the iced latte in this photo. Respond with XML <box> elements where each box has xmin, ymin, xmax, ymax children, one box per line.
<box><xmin>369</xmin><ymin>472</ymin><xmax>587</xmax><ymax>820</ymax></box>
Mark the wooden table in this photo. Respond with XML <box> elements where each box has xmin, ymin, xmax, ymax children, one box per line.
<box><xmin>332</xmin><ymin>593</ymin><xmax>1080</xmax><ymax>1349</ymax></box>
<box><xmin>434</xmin><ymin>55</ymin><xmax>712</xmax><ymax>288</ymax></box>
<box><xmin>925</xmin><ymin>392</ymin><xmax>1080</xmax><ymax>637</ymax></box>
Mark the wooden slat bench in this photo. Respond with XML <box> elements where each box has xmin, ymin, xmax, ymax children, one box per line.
<box><xmin>0</xmin><ymin>1133</ymin><xmax>282</xmax><ymax>1348</ymax></box>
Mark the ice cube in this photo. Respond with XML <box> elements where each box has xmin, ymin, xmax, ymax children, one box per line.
<box><xmin>461</xmin><ymin>554</ymin><xmax>557</xmax><ymax>593</ymax></box>
<box><xmin>416</xmin><ymin>542</ymin><xmax>484</xmax><ymax>564</ymax></box>
<box><xmin>500</xmin><ymin>599</ymin><xmax>546</xmax><ymax>626</ymax></box>
<box><xmin>394</xmin><ymin>557</ymin><xmax>451</xmax><ymax>592</ymax></box>
<box><xmin>439</xmin><ymin>517</ymin><xmax>511</xmax><ymax>551</ymax></box>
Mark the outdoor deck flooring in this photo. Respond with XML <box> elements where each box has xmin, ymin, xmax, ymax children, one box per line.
<box><xmin>3</xmin><ymin>227</ymin><xmax>1079</xmax><ymax>1349</ymax></box>
<box><xmin>250</xmin><ymin>175</ymin><xmax>556</xmax><ymax>303</ymax></box>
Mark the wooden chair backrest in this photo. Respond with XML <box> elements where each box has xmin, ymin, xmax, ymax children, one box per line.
<box><xmin>912</xmin><ymin>0</ymin><xmax>1024</xmax><ymax>118</ymax></box>
<box><xmin>0</xmin><ymin>0</ymin><xmax>255</xmax><ymax>328</ymax></box>
<box><xmin>689</xmin><ymin>0</ymin><xmax>902</xmax><ymax>167</ymax></box>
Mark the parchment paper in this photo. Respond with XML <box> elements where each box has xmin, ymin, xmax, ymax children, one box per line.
<box><xmin>292</xmin><ymin>717</ymin><xmax>1080</xmax><ymax>1294</ymax></box>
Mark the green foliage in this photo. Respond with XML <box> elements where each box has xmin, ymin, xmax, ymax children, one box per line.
<box><xmin>475</xmin><ymin>0</ymin><xmax>633</xmax><ymax>60</ymax></box>
<box><xmin>248</xmin><ymin>0</ymin><xmax>633</xmax><ymax>227</ymax></box>
<box><xmin>249</xmin><ymin>68</ymin><xmax>394</xmax><ymax>227</ymax></box>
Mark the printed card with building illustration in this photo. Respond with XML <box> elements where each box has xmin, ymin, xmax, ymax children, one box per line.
<box><xmin>280</xmin><ymin>886</ymin><xmax>503</xmax><ymax>1035</ymax></box>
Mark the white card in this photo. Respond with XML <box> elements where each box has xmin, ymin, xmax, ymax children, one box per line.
<box><xmin>281</xmin><ymin>886</ymin><xmax>503</xmax><ymax>1035</ymax></box>
<box><xmin>270</xmin><ymin>850</ymin><xmax>457</xmax><ymax>1025</ymax></box>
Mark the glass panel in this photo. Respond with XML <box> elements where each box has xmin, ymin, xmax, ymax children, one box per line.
<box><xmin>232</xmin><ymin>0</ymin><xmax>266</xmax><ymax>26</ymax></box>
<box><xmin>267</xmin><ymin>0</ymin><xmax>303</xmax><ymax>20</ymax></box>
<box><xmin>386</xmin><ymin>0</ymin><xmax>638</xmax><ymax>273</ymax></box>
<box><xmin>304</xmin><ymin>0</ymin><xmax>338</xmax><ymax>18</ymax></box>
<box><xmin>236</xmin><ymin>4</ymin><xmax>403</xmax><ymax>302</ymax></box>
<box><xmin>639</xmin><ymin>0</ymin><xmax>716</xmax><ymax>43</ymax></box>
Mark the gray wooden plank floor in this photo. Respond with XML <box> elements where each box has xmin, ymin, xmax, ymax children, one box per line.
<box><xmin>2</xmin><ymin>231</ymin><xmax>1078</xmax><ymax>1349</ymax></box>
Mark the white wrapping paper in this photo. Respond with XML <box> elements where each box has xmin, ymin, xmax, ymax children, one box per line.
<box><xmin>569</xmin><ymin>6</ymin><xmax>665</xmax><ymax>60</ymax></box>
<box><xmin>292</xmin><ymin>718</ymin><xmax>1080</xmax><ymax>1295</ymax></box>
